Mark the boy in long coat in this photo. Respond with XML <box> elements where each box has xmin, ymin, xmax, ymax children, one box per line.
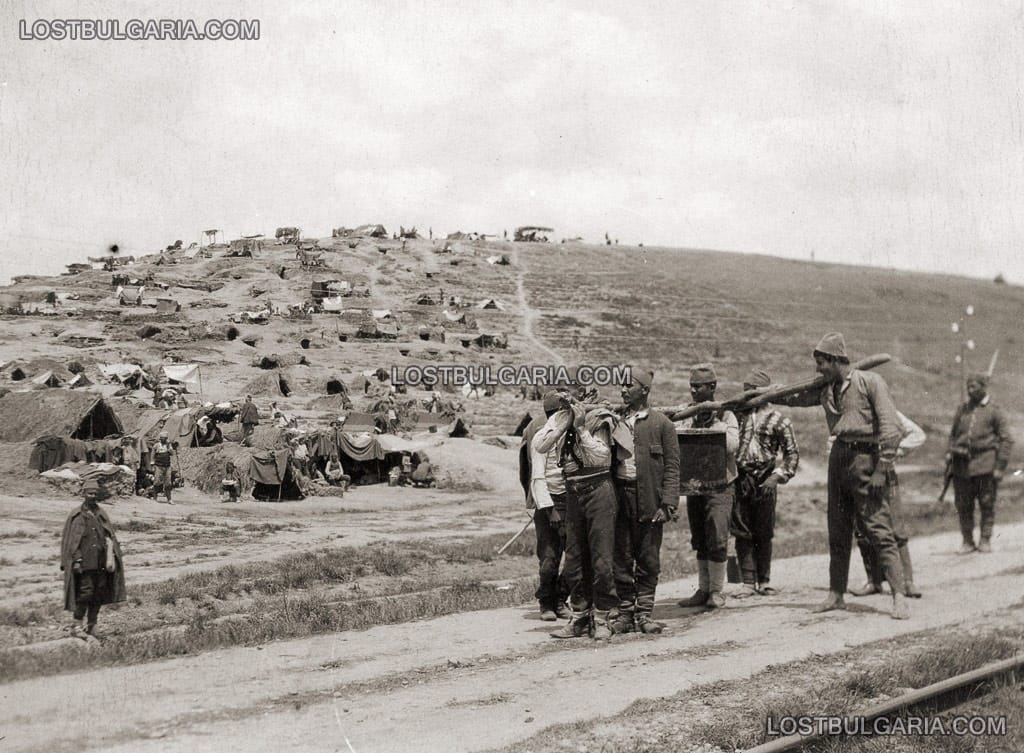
<box><xmin>60</xmin><ymin>479</ymin><xmax>126</xmax><ymax>638</ymax></box>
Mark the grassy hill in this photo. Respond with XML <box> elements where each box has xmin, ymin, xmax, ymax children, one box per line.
<box><xmin>0</xmin><ymin>236</ymin><xmax>1020</xmax><ymax>472</ymax></box>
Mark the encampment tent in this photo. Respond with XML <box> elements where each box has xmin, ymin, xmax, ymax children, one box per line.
<box><xmin>0</xmin><ymin>390</ymin><xmax>123</xmax><ymax>442</ymax></box>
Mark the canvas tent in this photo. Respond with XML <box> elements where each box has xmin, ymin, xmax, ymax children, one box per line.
<box><xmin>352</xmin><ymin>224</ymin><xmax>388</xmax><ymax>238</ymax></box>
<box><xmin>30</xmin><ymin>370</ymin><xmax>63</xmax><ymax>388</ymax></box>
<box><xmin>476</xmin><ymin>298</ymin><xmax>505</xmax><ymax>310</ymax></box>
<box><xmin>0</xmin><ymin>390</ymin><xmax>123</xmax><ymax>442</ymax></box>
<box><xmin>163</xmin><ymin>364</ymin><xmax>201</xmax><ymax>392</ymax></box>
<box><xmin>249</xmin><ymin>448</ymin><xmax>303</xmax><ymax>500</ymax></box>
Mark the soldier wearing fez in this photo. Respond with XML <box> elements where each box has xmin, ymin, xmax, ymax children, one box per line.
<box><xmin>60</xmin><ymin>479</ymin><xmax>126</xmax><ymax>638</ymax></box>
<box><xmin>949</xmin><ymin>372</ymin><xmax>1013</xmax><ymax>553</ymax></box>
<box><xmin>610</xmin><ymin>369</ymin><xmax>680</xmax><ymax>633</ymax></box>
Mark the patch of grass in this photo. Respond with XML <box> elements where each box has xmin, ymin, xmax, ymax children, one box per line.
<box><xmin>119</xmin><ymin>520</ymin><xmax>161</xmax><ymax>533</ymax></box>
<box><xmin>0</xmin><ymin>530</ymin><xmax>34</xmax><ymax>540</ymax></box>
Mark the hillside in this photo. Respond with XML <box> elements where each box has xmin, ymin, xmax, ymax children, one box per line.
<box><xmin>1</xmin><ymin>236</ymin><xmax>1021</xmax><ymax>471</ymax></box>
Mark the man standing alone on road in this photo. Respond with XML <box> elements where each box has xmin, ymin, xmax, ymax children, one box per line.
<box><xmin>731</xmin><ymin>368</ymin><xmax>800</xmax><ymax>598</ymax></box>
<box><xmin>60</xmin><ymin>479</ymin><xmax>126</xmax><ymax>639</ymax></box>
<box><xmin>778</xmin><ymin>333</ymin><xmax>909</xmax><ymax>620</ymax></box>
<box><xmin>610</xmin><ymin>368</ymin><xmax>680</xmax><ymax>634</ymax></box>
<box><xmin>949</xmin><ymin>373</ymin><xmax>1013</xmax><ymax>553</ymax></box>
<box><xmin>675</xmin><ymin>364</ymin><xmax>739</xmax><ymax>610</ymax></box>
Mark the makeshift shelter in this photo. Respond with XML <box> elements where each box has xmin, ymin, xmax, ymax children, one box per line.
<box><xmin>100</xmin><ymin>363</ymin><xmax>146</xmax><ymax>389</ymax></box>
<box><xmin>67</xmin><ymin>373</ymin><xmax>93</xmax><ymax>389</ymax></box>
<box><xmin>163</xmin><ymin>364</ymin><xmax>201</xmax><ymax>393</ymax></box>
<box><xmin>326</xmin><ymin>376</ymin><xmax>348</xmax><ymax>396</ymax></box>
<box><xmin>249</xmin><ymin>448</ymin><xmax>303</xmax><ymax>500</ymax></box>
<box><xmin>0</xmin><ymin>390</ymin><xmax>123</xmax><ymax>443</ymax></box>
<box><xmin>156</xmin><ymin>298</ymin><xmax>181</xmax><ymax>314</ymax></box>
<box><xmin>31</xmin><ymin>370</ymin><xmax>63</xmax><ymax>388</ymax></box>
<box><xmin>513</xmin><ymin>226</ymin><xmax>553</xmax><ymax>242</ymax></box>
<box><xmin>411</xmin><ymin>412</ymin><xmax>470</xmax><ymax>437</ymax></box>
<box><xmin>244</xmin><ymin>370</ymin><xmax>291</xmax><ymax>398</ymax></box>
<box><xmin>476</xmin><ymin>298</ymin><xmax>505</xmax><ymax>310</ymax></box>
<box><xmin>356</xmin><ymin>321</ymin><xmax>398</xmax><ymax>340</ymax></box>
<box><xmin>415</xmin><ymin>293</ymin><xmax>436</xmax><ymax>305</ymax></box>
<box><xmin>352</xmin><ymin>224</ymin><xmax>388</xmax><ymax>238</ymax></box>
<box><xmin>486</xmin><ymin>255</ymin><xmax>511</xmax><ymax>265</ymax></box>
<box><xmin>117</xmin><ymin>286</ymin><xmax>144</xmax><ymax>305</ymax></box>
<box><xmin>321</xmin><ymin>297</ymin><xmax>345</xmax><ymax>313</ymax></box>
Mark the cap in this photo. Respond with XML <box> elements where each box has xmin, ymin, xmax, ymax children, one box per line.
<box><xmin>82</xmin><ymin>478</ymin><xmax>101</xmax><ymax>494</ymax></box>
<box><xmin>689</xmin><ymin>363</ymin><xmax>717</xmax><ymax>385</ymax></box>
<box><xmin>542</xmin><ymin>390</ymin><xmax>563</xmax><ymax>412</ymax></box>
<box><xmin>743</xmin><ymin>368</ymin><xmax>771</xmax><ymax>388</ymax></box>
<box><xmin>159</xmin><ymin>430</ymin><xmax>169</xmax><ymax>439</ymax></box>
<box><xmin>813</xmin><ymin>332</ymin><xmax>848</xmax><ymax>360</ymax></box>
<box><xmin>630</xmin><ymin>368</ymin><xmax>654</xmax><ymax>389</ymax></box>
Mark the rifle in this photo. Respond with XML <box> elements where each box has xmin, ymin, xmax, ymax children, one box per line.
<box><xmin>938</xmin><ymin>456</ymin><xmax>953</xmax><ymax>503</ymax></box>
<box><xmin>655</xmin><ymin>353</ymin><xmax>892</xmax><ymax>420</ymax></box>
<box><xmin>496</xmin><ymin>513</ymin><xmax>535</xmax><ymax>555</ymax></box>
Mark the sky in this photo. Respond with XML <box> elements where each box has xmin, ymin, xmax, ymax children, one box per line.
<box><xmin>2</xmin><ymin>0</ymin><xmax>1024</xmax><ymax>284</ymax></box>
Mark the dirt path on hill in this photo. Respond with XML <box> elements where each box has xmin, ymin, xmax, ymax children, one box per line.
<box><xmin>511</xmin><ymin>249</ymin><xmax>562</xmax><ymax>364</ymax></box>
<box><xmin>5</xmin><ymin>523</ymin><xmax>1023</xmax><ymax>753</ymax></box>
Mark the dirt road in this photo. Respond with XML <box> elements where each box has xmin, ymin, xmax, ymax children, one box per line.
<box><xmin>4</xmin><ymin>523</ymin><xmax>1023</xmax><ymax>753</ymax></box>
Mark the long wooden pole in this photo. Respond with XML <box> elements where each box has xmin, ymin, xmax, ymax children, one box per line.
<box><xmin>654</xmin><ymin>354</ymin><xmax>891</xmax><ymax>420</ymax></box>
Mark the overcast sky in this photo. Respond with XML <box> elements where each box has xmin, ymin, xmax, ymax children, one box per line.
<box><xmin>2</xmin><ymin>0</ymin><xmax>1023</xmax><ymax>283</ymax></box>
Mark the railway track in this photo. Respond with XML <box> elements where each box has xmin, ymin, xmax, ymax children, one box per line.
<box><xmin>747</xmin><ymin>655</ymin><xmax>1024</xmax><ymax>752</ymax></box>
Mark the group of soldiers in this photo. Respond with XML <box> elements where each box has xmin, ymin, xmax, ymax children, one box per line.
<box><xmin>518</xmin><ymin>332</ymin><xmax>1013</xmax><ymax>639</ymax></box>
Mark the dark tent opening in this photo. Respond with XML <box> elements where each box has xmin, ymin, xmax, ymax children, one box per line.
<box><xmin>251</xmin><ymin>470</ymin><xmax>303</xmax><ymax>501</ymax></box>
<box><xmin>257</xmin><ymin>356</ymin><xmax>280</xmax><ymax>369</ymax></box>
<box><xmin>326</xmin><ymin>378</ymin><xmax>346</xmax><ymax>395</ymax></box>
<box><xmin>278</xmin><ymin>376</ymin><xmax>292</xmax><ymax>397</ymax></box>
<box><xmin>226</xmin><ymin>326</ymin><xmax>239</xmax><ymax>341</ymax></box>
<box><xmin>300</xmin><ymin>338</ymin><xmax>310</xmax><ymax>349</ymax></box>
<box><xmin>241</xmin><ymin>336</ymin><xmax>258</xmax><ymax>347</ymax></box>
<box><xmin>11</xmin><ymin>368</ymin><xmax>26</xmax><ymax>381</ymax></box>
<box><xmin>137</xmin><ymin>325</ymin><xmax>161</xmax><ymax>339</ymax></box>
<box><xmin>67</xmin><ymin>361</ymin><xmax>85</xmax><ymax>374</ymax></box>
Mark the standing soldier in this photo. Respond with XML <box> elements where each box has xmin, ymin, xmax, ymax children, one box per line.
<box><xmin>675</xmin><ymin>364</ymin><xmax>739</xmax><ymax>610</ymax></box>
<box><xmin>849</xmin><ymin>410</ymin><xmax>925</xmax><ymax>598</ymax></box>
<box><xmin>949</xmin><ymin>373</ymin><xmax>1013</xmax><ymax>553</ymax></box>
<box><xmin>610</xmin><ymin>369</ymin><xmax>680</xmax><ymax>633</ymax></box>
<box><xmin>731</xmin><ymin>368</ymin><xmax>800</xmax><ymax>598</ymax></box>
<box><xmin>778</xmin><ymin>333</ymin><xmax>909</xmax><ymax>619</ymax></box>
<box><xmin>151</xmin><ymin>430</ymin><xmax>177</xmax><ymax>504</ymax></box>
<box><xmin>60</xmin><ymin>479</ymin><xmax>126</xmax><ymax>639</ymax></box>
<box><xmin>240</xmin><ymin>394</ymin><xmax>260</xmax><ymax>447</ymax></box>
<box><xmin>534</xmin><ymin>394</ymin><xmax>618</xmax><ymax>640</ymax></box>
<box><xmin>519</xmin><ymin>391</ymin><xmax>570</xmax><ymax>621</ymax></box>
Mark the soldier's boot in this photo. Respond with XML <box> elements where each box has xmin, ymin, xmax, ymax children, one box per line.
<box><xmin>733</xmin><ymin>582</ymin><xmax>757</xmax><ymax>599</ymax></box>
<box><xmin>678</xmin><ymin>560</ymin><xmax>710</xmax><ymax>607</ymax></box>
<box><xmin>636</xmin><ymin>613</ymin><xmax>663</xmax><ymax>634</ymax></box>
<box><xmin>609</xmin><ymin>610</ymin><xmax>636</xmax><ymax>634</ymax></box>
<box><xmin>590</xmin><ymin>610</ymin><xmax>613</xmax><ymax>641</ymax></box>
<box><xmin>538</xmin><ymin>605</ymin><xmax>558</xmax><ymax>622</ymax></box>
<box><xmin>554</xmin><ymin>602</ymin><xmax>571</xmax><ymax>620</ymax></box>
<box><xmin>706</xmin><ymin>561</ymin><xmax>727</xmax><ymax>609</ymax></box>
<box><xmin>900</xmin><ymin>544</ymin><xmax>921</xmax><ymax>597</ymax></box>
<box><xmin>891</xmin><ymin>591</ymin><xmax>910</xmax><ymax>620</ymax></box>
<box><xmin>956</xmin><ymin>540</ymin><xmax>976</xmax><ymax>555</ymax></box>
<box><xmin>977</xmin><ymin>538</ymin><xmax>992</xmax><ymax>554</ymax></box>
<box><xmin>550</xmin><ymin>610</ymin><xmax>590</xmax><ymax>639</ymax></box>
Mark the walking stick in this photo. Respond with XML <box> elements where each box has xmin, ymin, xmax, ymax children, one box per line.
<box><xmin>496</xmin><ymin>513</ymin><xmax>535</xmax><ymax>555</ymax></box>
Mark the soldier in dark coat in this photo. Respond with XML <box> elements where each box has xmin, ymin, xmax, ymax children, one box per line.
<box><xmin>60</xmin><ymin>479</ymin><xmax>126</xmax><ymax>638</ymax></box>
<box><xmin>239</xmin><ymin>394</ymin><xmax>260</xmax><ymax>447</ymax></box>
